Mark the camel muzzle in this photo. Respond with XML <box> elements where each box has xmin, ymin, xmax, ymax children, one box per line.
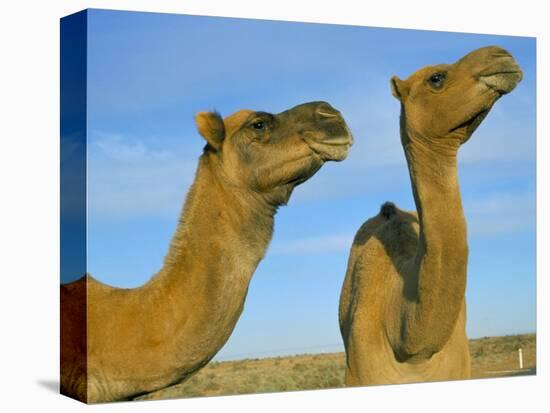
<box><xmin>478</xmin><ymin>55</ymin><xmax>523</xmax><ymax>95</ymax></box>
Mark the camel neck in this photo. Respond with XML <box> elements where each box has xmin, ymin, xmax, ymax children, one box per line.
<box><xmin>160</xmin><ymin>155</ymin><xmax>275</xmax><ymax>287</ymax></box>
<box><xmin>145</xmin><ymin>155</ymin><xmax>275</xmax><ymax>362</ymax></box>
<box><xmin>397</xmin><ymin>122</ymin><xmax>468</xmax><ymax>361</ymax></box>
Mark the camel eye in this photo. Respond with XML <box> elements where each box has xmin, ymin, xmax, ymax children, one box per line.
<box><xmin>251</xmin><ymin>120</ymin><xmax>265</xmax><ymax>130</ymax></box>
<box><xmin>248</xmin><ymin>113</ymin><xmax>273</xmax><ymax>133</ymax></box>
<box><xmin>428</xmin><ymin>72</ymin><xmax>446</xmax><ymax>88</ymax></box>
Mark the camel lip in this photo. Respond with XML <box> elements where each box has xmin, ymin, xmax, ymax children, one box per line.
<box><xmin>479</xmin><ymin>69</ymin><xmax>523</xmax><ymax>77</ymax></box>
<box><xmin>478</xmin><ymin>55</ymin><xmax>522</xmax><ymax>77</ymax></box>
<box><xmin>319</xmin><ymin>128</ymin><xmax>355</xmax><ymax>147</ymax></box>
<box><xmin>479</xmin><ymin>69</ymin><xmax>524</xmax><ymax>87</ymax></box>
<box><xmin>285</xmin><ymin>166</ymin><xmax>319</xmax><ymax>187</ymax></box>
<box><xmin>449</xmin><ymin>108</ymin><xmax>490</xmax><ymax>134</ymax></box>
<box><xmin>303</xmin><ymin>133</ymin><xmax>353</xmax><ymax>162</ymax></box>
<box><xmin>479</xmin><ymin>64</ymin><xmax>523</xmax><ymax>95</ymax></box>
<box><xmin>305</xmin><ymin>133</ymin><xmax>353</xmax><ymax>148</ymax></box>
<box><xmin>319</xmin><ymin>137</ymin><xmax>354</xmax><ymax>146</ymax></box>
<box><xmin>286</xmin><ymin>175</ymin><xmax>309</xmax><ymax>187</ymax></box>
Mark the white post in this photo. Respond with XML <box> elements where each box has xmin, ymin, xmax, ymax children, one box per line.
<box><xmin>518</xmin><ymin>348</ymin><xmax>524</xmax><ymax>369</ymax></box>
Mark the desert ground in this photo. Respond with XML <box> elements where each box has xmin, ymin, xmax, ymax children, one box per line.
<box><xmin>136</xmin><ymin>333</ymin><xmax>536</xmax><ymax>401</ymax></box>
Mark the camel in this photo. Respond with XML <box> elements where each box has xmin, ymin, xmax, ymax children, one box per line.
<box><xmin>61</xmin><ymin>101</ymin><xmax>353</xmax><ymax>403</ymax></box>
<box><xmin>339</xmin><ymin>46</ymin><xmax>523</xmax><ymax>386</ymax></box>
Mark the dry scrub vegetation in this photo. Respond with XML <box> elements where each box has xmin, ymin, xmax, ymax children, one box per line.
<box><xmin>137</xmin><ymin>333</ymin><xmax>535</xmax><ymax>401</ymax></box>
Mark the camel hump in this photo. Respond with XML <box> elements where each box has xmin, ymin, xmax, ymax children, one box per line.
<box><xmin>380</xmin><ymin>201</ymin><xmax>397</xmax><ymax>220</ymax></box>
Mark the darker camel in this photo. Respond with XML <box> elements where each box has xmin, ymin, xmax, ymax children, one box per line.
<box><xmin>339</xmin><ymin>46</ymin><xmax>523</xmax><ymax>385</ymax></box>
<box><xmin>61</xmin><ymin>101</ymin><xmax>353</xmax><ymax>403</ymax></box>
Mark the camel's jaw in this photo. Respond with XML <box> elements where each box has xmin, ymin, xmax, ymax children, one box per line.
<box><xmin>285</xmin><ymin>165</ymin><xmax>321</xmax><ymax>188</ymax></box>
<box><xmin>449</xmin><ymin>107</ymin><xmax>491</xmax><ymax>137</ymax></box>
<box><xmin>279</xmin><ymin>131</ymin><xmax>352</xmax><ymax>192</ymax></box>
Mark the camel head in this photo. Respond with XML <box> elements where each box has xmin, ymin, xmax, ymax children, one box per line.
<box><xmin>195</xmin><ymin>101</ymin><xmax>353</xmax><ymax>206</ymax></box>
<box><xmin>390</xmin><ymin>46</ymin><xmax>523</xmax><ymax>148</ymax></box>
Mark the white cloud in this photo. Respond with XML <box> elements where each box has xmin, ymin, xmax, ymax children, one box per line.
<box><xmin>92</xmin><ymin>132</ymin><xmax>171</xmax><ymax>162</ymax></box>
<box><xmin>88</xmin><ymin>131</ymin><xmax>199</xmax><ymax>219</ymax></box>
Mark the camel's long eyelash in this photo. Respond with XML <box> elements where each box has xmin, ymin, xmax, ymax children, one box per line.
<box><xmin>427</xmin><ymin>71</ymin><xmax>447</xmax><ymax>87</ymax></box>
<box><xmin>247</xmin><ymin>113</ymin><xmax>274</xmax><ymax>130</ymax></box>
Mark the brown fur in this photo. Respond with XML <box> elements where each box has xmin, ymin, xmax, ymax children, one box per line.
<box><xmin>61</xmin><ymin>101</ymin><xmax>352</xmax><ymax>403</ymax></box>
<box><xmin>339</xmin><ymin>47</ymin><xmax>522</xmax><ymax>385</ymax></box>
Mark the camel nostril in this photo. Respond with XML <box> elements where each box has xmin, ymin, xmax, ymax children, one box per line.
<box><xmin>315</xmin><ymin>103</ymin><xmax>340</xmax><ymax>119</ymax></box>
<box><xmin>488</xmin><ymin>46</ymin><xmax>512</xmax><ymax>59</ymax></box>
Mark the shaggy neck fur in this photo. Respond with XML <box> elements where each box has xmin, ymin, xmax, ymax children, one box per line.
<box><xmin>81</xmin><ymin>154</ymin><xmax>277</xmax><ymax>402</ymax></box>
<box><xmin>394</xmin><ymin>114</ymin><xmax>468</xmax><ymax>362</ymax></box>
<box><xmin>153</xmin><ymin>153</ymin><xmax>275</xmax><ymax>358</ymax></box>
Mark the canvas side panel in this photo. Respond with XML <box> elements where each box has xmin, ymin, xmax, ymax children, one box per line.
<box><xmin>60</xmin><ymin>10</ymin><xmax>88</xmax><ymax>403</ymax></box>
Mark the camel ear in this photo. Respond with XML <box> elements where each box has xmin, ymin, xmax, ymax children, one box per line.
<box><xmin>390</xmin><ymin>76</ymin><xmax>409</xmax><ymax>101</ymax></box>
<box><xmin>195</xmin><ymin>111</ymin><xmax>225</xmax><ymax>150</ymax></box>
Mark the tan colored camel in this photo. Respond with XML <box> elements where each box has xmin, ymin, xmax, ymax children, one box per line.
<box><xmin>339</xmin><ymin>46</ymin><xmax>522</xmax><ymax>385</ymax></box>
<box><xmin>61</xmin><ymin>101</ymin><xmax>353</xmax><ymax>403</ymax></box>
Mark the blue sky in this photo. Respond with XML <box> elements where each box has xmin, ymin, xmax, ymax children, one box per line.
<box><xmin>75</xmin><ymin>9</ymin><xmax>535</xmax><ymax>359</ymax></box>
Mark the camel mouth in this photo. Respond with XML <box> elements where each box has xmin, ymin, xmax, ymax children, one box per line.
<box><xmin>311</xmin><ymin>134</ymin><xmax>353</xmax><ymax>161</ymax></box>
<box><xmin>479</xmin><ymin>67</ymin><xmax>523</xmax><ymax>95</ymax></box>
<box><xmin>320</xmin><ymin>136</ymin><xmax>354</xmax><ymax>146</ymax></box>
<box><xmin>450</xmin><ymin>108</ymin><xmax>490</xmax><ymax>135</ymax></box>
<box><xmin>303</xmin><ymin>127</ymin><xmax>353</xmax><ymax>162</ymax></box>
<box><xmin>284</xmin><ymin>163</ymin><xmax>323</xmax><ymax>188</ymax></box>
<box><xmin>286</xmin><ymin>175</ymin><xmax>309</xmax><ymax>187</ymax></box>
